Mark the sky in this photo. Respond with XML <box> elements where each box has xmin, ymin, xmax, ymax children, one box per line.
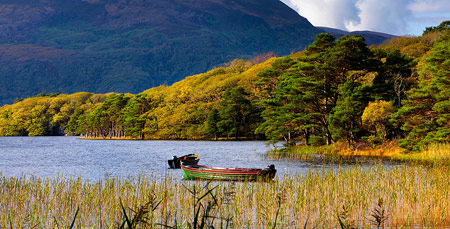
<box><xmin>280</xmin><ymin>0</ymin><xmax>450</xmax><ymax>36</ymax></box>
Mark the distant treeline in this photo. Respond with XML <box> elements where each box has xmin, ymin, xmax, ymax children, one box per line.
<box><xmin>1</xmin><ymin>21</ymin><xmax>449</xmax><ymax>151</ymax></box>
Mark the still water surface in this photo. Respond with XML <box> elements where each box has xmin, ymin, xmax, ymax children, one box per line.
<box><xmin>0</xmin><ymin>136</ymin><xmax>393</xmax><ymax>180</ymax></box>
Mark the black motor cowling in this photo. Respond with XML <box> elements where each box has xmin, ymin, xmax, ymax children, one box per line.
<box><xmin>261</xmin><ymin>164</ymin><xmax>277</xmax><ymax>180</ymax></box>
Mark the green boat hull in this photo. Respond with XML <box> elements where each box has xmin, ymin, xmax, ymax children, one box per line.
<box><xmin>181</xmin><ymin>164</ymin><xmax>276</xmax><ymax>181</ymax></box>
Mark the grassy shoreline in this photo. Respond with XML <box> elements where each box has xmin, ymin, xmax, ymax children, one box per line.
<box><xmin>1</xmin><ymin>165</ymin><xmax>450</xmax><ymax>228</ymax></box>
<box><xmin>269</xmin><ymin>142</ymin><xmax>450</xmax><ymax>164</ymax></box>
<box><xmin>77</xmin><ymin>136</ymin><xmax>262</xmax><ymax>141</ymax></box>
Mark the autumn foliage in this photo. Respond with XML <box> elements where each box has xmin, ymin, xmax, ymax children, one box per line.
<box><xmin>1</xmin><ymin>21</ymin><xmax>450</xmax><ymax>152</ymax></box>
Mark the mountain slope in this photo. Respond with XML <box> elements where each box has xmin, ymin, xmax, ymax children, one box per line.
<box><xmin>0</xmin><ymin>0</ymin><xmax>321</xmax><ymax>105</ymax></box>
<box><xmin>318</xmin><ymin>27</ymin><xmax>396</xmax><ymax>45</ymax></box>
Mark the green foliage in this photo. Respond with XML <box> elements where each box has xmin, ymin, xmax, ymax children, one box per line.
<box><xmin>254</xmin><ymin>57</ymin><xmax>296</xmax><ymax>100</ymax></box>
<box><xmin>394</xmin><ymin>30</ymin><xmax>450</xmax><ymax>151</ymax></box>
<box><xmin>255</xmin><ymin>32</ymin><xmax>418</xmax><ymax>148</ymax></box>
<box><xmin>0</xmin><ymin>0</ymin><xmax>322</xmax><ymax>105</ymax></box>
<box><xmin>254</xmin><ymin>57</ymin><xmax>302</xmax><ymax>145</ymax></box>
<box><xmin>328</xmin><ymin>80</ymin><xmax>367</xmax><ymax>146</ymax></box>
<box><xmin>206</xmin><ymin>108</ymin><xmax>220</xmax><ymax>140</ymax></box>
<box><xmin>123</xmin><ymin>94</ymin><xmax>151</xmax><ymax>139</ymax></box>
<box><xmin>1</xmin><ymin>24</ymin><xmax>449</xmax><ymax>152</ymax></box>
<box><xmin>256</xmin><ymin>34</ymin><xmax>380</xmax><ymax>146</ymax></box>
<box><xmin>371</xmin><ymin>49</ymin><xmax>416</xmax><ymax>106</ymax></box>
<box><xmin>83</xmin><ymin>94</ymin><xmax>131</xmax><ymax>138</ymax></box>
<box><xmin>216</xmin><ymin>87</ymin><xmax>259</xmax><ymax>139</ymax></box>
<box><xmin>423</xmin><ymin>20</ymin><xmax>450</xmax><ymax>35</ymax></box>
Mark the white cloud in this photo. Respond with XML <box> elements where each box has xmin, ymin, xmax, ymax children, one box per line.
<box><xmin>281</xmin><ymin>0</ymin><xmax>360</xmax><ymax>30</ymax></box>
<box><xmin>408</xmin><ymin>0</ymin><xmax>450</xmax><ymax>13</ymax></box>
<box><xmin>280</xmin><ymin>0</ymin><xmax>450</xmax><ymax>35</ymax></box>
<box><xmin>346</xmin><ymin>0</ymin><xmax>413</xmax><ymax>34</ymax></box>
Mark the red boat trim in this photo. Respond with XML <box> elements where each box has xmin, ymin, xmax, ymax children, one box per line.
<box><xmin>181</xmin><ymin>164</ymin><xmax>263</xmax><ymax>174</ymax></box>
<box><xmin>185</xmin><ymin>170</ymin><xmax>260</xmax><ymax>177</ymax></box>
<box><xmin>183</xmin><ymin>170</ymin><xmax>260</xmax><ymax>180</ymax></box>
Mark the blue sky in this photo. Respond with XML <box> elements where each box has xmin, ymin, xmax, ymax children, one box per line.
<box><xmin>280</xmin><ymin>0</ymin><xmax>450</xmax><ymax>36</ymax></box>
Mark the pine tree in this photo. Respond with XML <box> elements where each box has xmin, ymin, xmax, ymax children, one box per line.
<box><xmin>328</xmin><ymin>79</ymin><xmax>367</xmax><ymax>145</ymax></box>
<box><xmin>217</xmin><ymin>87</ymin><xmax>254</xmax><ymax>139</ymax></box>
<box><xmin>206</xmin><ymin>108</ymin><xmax>220</xmax><ymax>140</ymax></box>
<box><xmin>394</xmin><ymin>30</ymin><xmax>450</xmax><ymax>151</ymax></box>
<box><xmin>123</xmin><ymin>94</ymin><xmax>151</xmax><ymax>139</ymax></box>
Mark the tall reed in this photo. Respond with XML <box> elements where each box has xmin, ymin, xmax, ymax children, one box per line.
<box><xmin>1</xmin><ymin>165</ymin><xmax>450</xmax><ymax>227</ymax></box>
<box><xmin>394</xmin><ymin>143</ymin><xmax>450</xmax><ymax>164</ymax></box>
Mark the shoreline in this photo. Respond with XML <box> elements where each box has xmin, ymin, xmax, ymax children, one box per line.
<box><xmin>274</xmin><ymin>142</ymin><xmax>450</xmax><ymax>164</ymax></box>
<box><xmin>77</xmin><ymin>136</ymin><xmax>263</xmax><ymax>141</ymax></box>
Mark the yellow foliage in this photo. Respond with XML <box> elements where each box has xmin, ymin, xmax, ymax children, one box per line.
<box><xmin>0</xmin><ymin>56</ymin><xmax>279</xmax><ymax>138</ymax></box>
<box><xmin>362</xmin><ymin>100</ymin><xmax>395</xmax><ymax>141</ymax></box>
<box><xmin>334</xmin><ymin>140</ymin><xmax>402</xmax><ymax>157</ymax></box>
<box><xmin>0</xmin><ymin>92</ymin><xmax>108</xmax><ymax>136</ymax></box>
<box><xmin>362</xmin><ymin>100</ymin><xmax>394</xmax><ymax>127</ymax></box>
<box><xmin>378</xmin><ymin>32</ymin><xmax>440</xmax><ymax>59</ymax></box>
<box><xmin>139</xmin><ymin>57</ymin><xmax>277</xmax><ymax>139</ymax></box>
<box><xmin>356</xmin><ymin>72</ymin><xmax>378</xmax><ymax>86</ymax></box>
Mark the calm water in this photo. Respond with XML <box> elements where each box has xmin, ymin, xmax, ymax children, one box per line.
<box><xmin>0</xmin><ymin>136</ymin><xmax>394</xmax><ymax>180</ymax></box>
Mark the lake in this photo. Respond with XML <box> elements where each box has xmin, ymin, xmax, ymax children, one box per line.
<box><xmin>0</xmin><ymin>136</ymin><xmax>394</xmax><ymax>180</ymax></box>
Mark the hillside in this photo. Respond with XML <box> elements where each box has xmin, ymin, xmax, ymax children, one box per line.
<box><xmin>318</xmin><ymin>27</ymin><xmax>396</xmax><ymax>45</ymax></box>
<box><xmin>1</xmin><ymin>25</ymin><xmax>450</xmax><ymax>152</ymax></box>
<box><xmin>0</xmin><ymin>57</ymin><xmax>276</xmax><ymax>138</ymax></box>
<box><xmin>0</xmin><ymin>0</ymin><xmax>321</xmax><ymax>105</ymax></box>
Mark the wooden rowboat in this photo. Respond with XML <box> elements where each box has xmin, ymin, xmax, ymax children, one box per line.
<box><xmin>181</xmin><ymin>164</ymin><xmax>276</xmax><ymax>181</ymax></box>
<box><xmin>168</xmin><ymin>154</ymin><xmax>200</xmax><ymax>169</ymax></box>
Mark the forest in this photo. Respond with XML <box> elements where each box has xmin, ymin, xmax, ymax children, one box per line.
<box><xmin>0</xmin><ymin>0</ymin><xmax>321</xmax><ymax>105</ymax></box>
<box><xmin>1</xmin><ymin>21</ymin><xmax>449</xmax><ymax>152</ymax></box>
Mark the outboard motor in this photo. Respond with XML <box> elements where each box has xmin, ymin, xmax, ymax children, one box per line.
<box><xmin>168</xmin><ymin>156</ymin><xmax>178</xmax><ymax>169</ymax></box>
<box><xmin>261</xmin><ymin>164</ymin><xmax>277</xmax><ymax>180</ymax></box>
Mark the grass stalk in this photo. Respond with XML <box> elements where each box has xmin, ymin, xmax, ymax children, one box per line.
<box><xmin>1</xmin><ymin>165</ymin><xmax>450</xmax><ymax>227</ymax></box>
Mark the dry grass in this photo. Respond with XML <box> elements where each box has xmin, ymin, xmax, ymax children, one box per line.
<box><xmin>332</xmin><ymin>141</ymin><xmax>403</xmax><ymax>157</ymax></box>
<box><xmin>393</xmin><ymin>143</ymin><xmax>450</xmax><ymax>164</ymax></box>
<box><xmin>1</xmin><ymin>165</ymin><xmax>450</xmax><ymax>228</ymax></box>
<box><xmin>270</xmin><ymin>142</ymin><xmax>450</xmax><ymax>164</ymax></box>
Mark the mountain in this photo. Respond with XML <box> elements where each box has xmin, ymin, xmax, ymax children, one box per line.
<box><xmin>317</xmin><ymin>27</ymin><xmax>396</xmax><ymax>45</ymax></box>
<box><xmin>0</xmin><ymin>0</ymin><xmax>321</xmax><ymax>105</ymax></box>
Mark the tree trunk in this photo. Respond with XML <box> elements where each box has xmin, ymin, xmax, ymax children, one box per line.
<box><xmin>325</xmin><ymin>126</ymin><xmax>333</xmax><ymax>145</ymax></box>
<box><xmin>304</xmin><ymin>129</ymin><xmax>310</xmax><ymax>146</ymax></box>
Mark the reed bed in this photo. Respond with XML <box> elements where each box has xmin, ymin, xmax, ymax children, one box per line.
<box><xmin>1</xmin><ymin>165</ymin><xmax>450</xmax><ymax>228</ymax></box>
<box><xmin>393</xmin><ymin>143</ymin><xmax>450</xmax><ymax>164</ymax></box>
<box><xmin>268</xmin><ymin>143</ymin><xmax>450</xmax><ymax>166</ymax></box>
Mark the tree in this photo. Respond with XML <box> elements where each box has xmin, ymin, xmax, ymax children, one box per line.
<box><xmin>256</xmin><ymin>72</ymin><xmax>312</xmax><ymax>146</ymax></box>
<box><xmin>85</xmin><ymin>94</ymin><xmax>130</xmax><ymax>138</ymax></box>
<box><xmin>295</xmin><ymin>33</ymin><xmax>338</xmax><ymax>145</ymax></box>
<box><xmin>27</xmin><ymin>104</ymin><xmax>50</xmax><ymax>136</ymax></box>
<box><xmin>393</xmin><ymin>30</ymin><xmax>450</xmax><ymax>151</ymax></box>
<box><xmin>123</xmin><ymin>94</ymin><xmax>151</xmax><ymax>139</ymax></box>
<box><xmin>362</xmin><ymin>100</ymin><xmax>395</xmax><ymax>146</ymax></box>
<box><xmin>296</xmin><ymin>34</ymin><xmax>374</xmax><ymax>145</ymax></box>
<box><xmin>329</xmin><ymin>79</ymin><xmax>368</xmax><ymax>146</ymax></box>
<box><xmin>254</xmin><ymin>57</ymin><xmax>309</xmax><ymax>145</ymax></box>
<box><xmin>217</xmin><ymin>87</ymin><xmax>255</xmax><ymax>139</ymax></box>
<box><xmin>371</xmin><ymin>49</ymin><xmax>416</xmax><ymax>106</ymax></box>
<box><xmin>206</xmin><ymin>108</ymin><xmax>220</xmax><ymax>140</ymax></box>
<box><xmin>254</xmin><ymin>57</ymin><xmax>296</xmax><ymax>100</ymax></box>
<box><xmin>256</xmin><ymin>33</ymin><xmax>380</xmax><ymax>146</ymax></box>
<box><xmin>423</xmin><ymin>20</ymin><xmax>450</xmax><ymax>35</ymax></box>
